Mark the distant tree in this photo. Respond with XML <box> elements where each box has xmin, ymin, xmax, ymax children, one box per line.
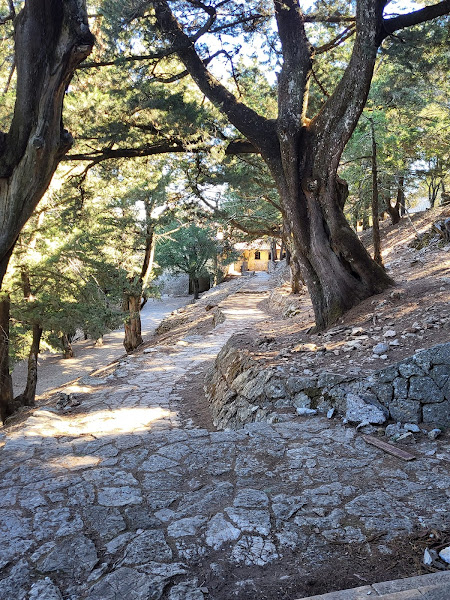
<box><xmin>157</xmin><ymin>224</ymin><xmax>230</xmax><ymax>299</ymax></box>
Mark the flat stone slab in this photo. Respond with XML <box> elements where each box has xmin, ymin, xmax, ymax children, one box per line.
<box><xmin>295</xmin><ymin>572</ymin><xmax>450</xmax><ymax>599</ymax></box>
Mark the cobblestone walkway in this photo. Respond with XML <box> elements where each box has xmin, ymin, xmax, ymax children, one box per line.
<box><xmin>1</xmin><ymin>276</ymin><xmax>449</xmax><ymax>599</ymax></box>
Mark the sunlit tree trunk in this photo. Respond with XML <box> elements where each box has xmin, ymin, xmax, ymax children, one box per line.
<box><xmin>14</xmin><ymin>323</ymin><xmax>43</xmax><ymax>408</ymax></box>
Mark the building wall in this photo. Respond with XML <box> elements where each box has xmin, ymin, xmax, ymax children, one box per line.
<box><xmin>232</xmin><ymin>249</ymin><xmax>271</xmax><ymax>272</ymax></box>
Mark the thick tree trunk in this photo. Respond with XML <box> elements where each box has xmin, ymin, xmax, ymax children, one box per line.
<box><xmin>0</xmin><ymin>2</ymin><xmax>93</xmax><ymax>416</ymax></box>
<box><xmin>14</xmin><ymin>323</ymin><xmax>43</xmax><ymax>408</ymax></box>
<box><xmin>0</xmin><ymin>1</ymin><xmax>94</xmax><ymax>289</ymax></box>
<box><xmin>271</xmin><ymin>145</ymin><xmax>393</xmax><ymax>330</ymax></box>
<box><xmin>61</xmin><ymin>334</ymin><xmax>74</xmax><ymax>359</ymax></box>
<box><xmin>123</xmin><ymin>294</ymin><xmax>143</xmax><ymax>353</ymax></box>
<box><xmin>0</xmin><ymin>296</ymin><xmax>13</xmax><ymax>422</ymax></box>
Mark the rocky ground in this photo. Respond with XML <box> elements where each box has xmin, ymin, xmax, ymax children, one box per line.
<box><xmin>247</xmin><ymin>206</ymin><xmax>450</xmax><ymax>375</ymax></box>
<box><xmin>1</xmin><ymin>210</ymin><xmax>449</xmax><ymax>600</ymax></box>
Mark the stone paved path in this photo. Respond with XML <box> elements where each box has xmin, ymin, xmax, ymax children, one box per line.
<box><xmin>1</xmin><ymin>274</ymin><xmax>449</xmax><ymax>599</ymax></box>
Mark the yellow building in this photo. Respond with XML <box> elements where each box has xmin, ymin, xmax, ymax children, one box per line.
<box><xmin>230</xmin><ymin>241</ymin><xmax>281</xmax><ymax>273</ymax></box>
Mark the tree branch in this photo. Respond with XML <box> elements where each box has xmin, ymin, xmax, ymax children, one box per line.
<box><xmin>303</xmin><ymin>14</ymin><xmax>355</xmax><ymax>23</ymax></box>
<box><xmin>275</xmin><ymin>0</ymin><xmax>313</xmax><ymax>130</ymax></box>
<box><xmin>312</xmin><ymin>0</ymin><xmax>383</xmax><ymax>170</ymax></box>
<box><xmin>150</xmin><ymin>0</ymin><xmax>277</xmax><ymax>156</ymax></box>
<box><xmin>225</xmin><ymin>139</ymin><xmax>258</xmax><ymax>155</ymax></box>
<box><xmin>65</xmin><ymin>140</ymin><xmax>198</xmax><ymax>164</ymax></box>
<box><xmin>315</xmin><ymin>26</ymin><xmax>356</xmax><ymax>55</ymax></box>
<box><xmin>382</xmin><ymin>0</ymin><xmax>450</xmax><ymax>39</ymax></box>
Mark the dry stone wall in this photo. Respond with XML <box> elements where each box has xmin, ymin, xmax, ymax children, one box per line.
<box><xmin>205</xmin><ymin>339</ymin><xmax>450</xmax><ymax>430</ymax></box>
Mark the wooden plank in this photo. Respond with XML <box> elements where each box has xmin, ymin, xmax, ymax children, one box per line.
<box><xmin>362</xmin><ymin>434</ymin><xmax>416</xmax><ymax>461</ymax></box>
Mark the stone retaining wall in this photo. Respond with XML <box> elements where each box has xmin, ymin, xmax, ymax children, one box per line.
<box><xmin>266</xmin><ymin>288</ymin><xmax>304</xmax><ymax>318</ymax></box>
<box><xmin>205</xmin><ymin>339</ymin><xmax>450</xmax><ymax>429</ymax></box>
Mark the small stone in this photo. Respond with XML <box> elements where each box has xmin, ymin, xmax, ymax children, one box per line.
<box><xmin>383</xmin><ymin>330</ymin><xmax>397</xmax><ymax>338</ymax></box>
<box><xmin>327</xmin><ymin>408</ymin><xmax>335</xmax><ymax>419</ymax></box>
<box><xmin>389</xmin><ymin>339</ymin><xmax>400</xmax><ymax>346</ymax></box>
<box><xmin>373</xmin><ymin>342</ymin><xmax>389</xmax><ymax>355</ymax></box>
<box><xmin>35</xmin><ymin>535</ymin><xmax>98</xmax><ymax>580</ymax></box>
<box><xmin>404</xmin><ymin>423</ymin><xmax>421</xmax><ymax>433</ymax></box>
<box><xmin>351</xmin><ymin>327</ymin><xmax>366</xmax><ymax>336</ymax></box>
<box><xmin>123</xmin><ymin>529</ymin><xmax>172</xmax><ymax>564</ymax></box>
<box><xmin>85</xmin><ymin>567</ymin><xmax>155</xmax><ymax>600</ymax></box>
<box><xmin>296</xmin><ymin>407</ymin><xmax>317</xmax><ymax>416</ymax></box>
<box><xmin>167</xmin><ymin>516</ymin><xmax>207</xmax><ymax>538</ymax></box>
<box><xmin>97</xmin><ymin>487</ymin><xmax>142</xmax><ymax>507</ymax></box>
<box><xmin>168</xmin><ymin>582</ymin><xmax>205</xmax><ymax>600</ymax></box>
<box><xmin>439</xmin><ymin>547</ymin><xmax>450</xmax><ymax>564</ymax></box>
<box><xmin>385</xmin><ymin>423</ymin><xmax>403</xmax><ymax>438</ymax></box>
<box><xmin>428</xmin><ymin>428</ymin><xmax>442</xmax><ymax>440</ymax></box>
<box><xmin>205</xmin><ymin>514</ymin><xmax>240</xmax><ymax>549</ymax></box>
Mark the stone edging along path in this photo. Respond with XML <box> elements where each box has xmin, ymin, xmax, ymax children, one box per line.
<box><xmin>205</xmin><ymin>338</ymin><xmax>450</xmax><ymax>430</ymax></box>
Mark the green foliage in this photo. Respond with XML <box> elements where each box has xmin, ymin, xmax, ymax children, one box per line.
<box><xmin>341</xmin><ymin>20</ymin><xmax>450</xmax><ymax>224</ymax></box>
<box><xmin>156</xmin><ymin>223</ymin><xmax>235</xmax><ymax>282</ymax></box>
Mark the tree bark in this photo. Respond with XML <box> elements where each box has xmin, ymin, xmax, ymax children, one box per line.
<box><xmin>0</xmin><ymin>296</ymin><xmax>13</xmax><ymax>423</ymax></box>
<box><xmin>123</xmin><ymin>217</ymin><xmax>155</xmax><ymax>353</ymax></box>
<box><xmin>370</xmin><ymin>119</ymin><xmax>383</xmax><ymax>265</ymax></box>
<box><xmin>289</xmin><ymin>255</ymin><xmax>303</xmax><ymax>294</ymax></box>
<box><xmin>14</xmin><ymin>323</ymin><xmax>43</xmax><ymax>408</ymax></box>
<box><xmin>60</xmin><ymin>334</ymin><xmax>74</xmax><ymax>359</ymax></box>
<box><xmin>123</xmin><ymin>294</ymin><xmax>143</xmax><ymax>353</ymax></box>
<box><xmin>0</xmin><ymin>0</ymin><xmax>94</xmax><ymax>290</ymax></box>
<box><xmin>270</xmin><ymin>239</ymin><xmax>278</xmax><ymax>261</ymax></box>
<box><xmin>192</xmin><ymin>278</ymin><xmax>200</xmax><ymax>300</ymax></box>
<box><xmin>386</xmin><ymin>176</ymin><xmax>404</xmax><ymax>225</ymax></box>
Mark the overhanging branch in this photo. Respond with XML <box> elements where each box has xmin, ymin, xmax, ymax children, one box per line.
<box><xmin>382</xmin><ymin>0</ymin><xmax>450</xmax><ymax>39</ymax></box>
